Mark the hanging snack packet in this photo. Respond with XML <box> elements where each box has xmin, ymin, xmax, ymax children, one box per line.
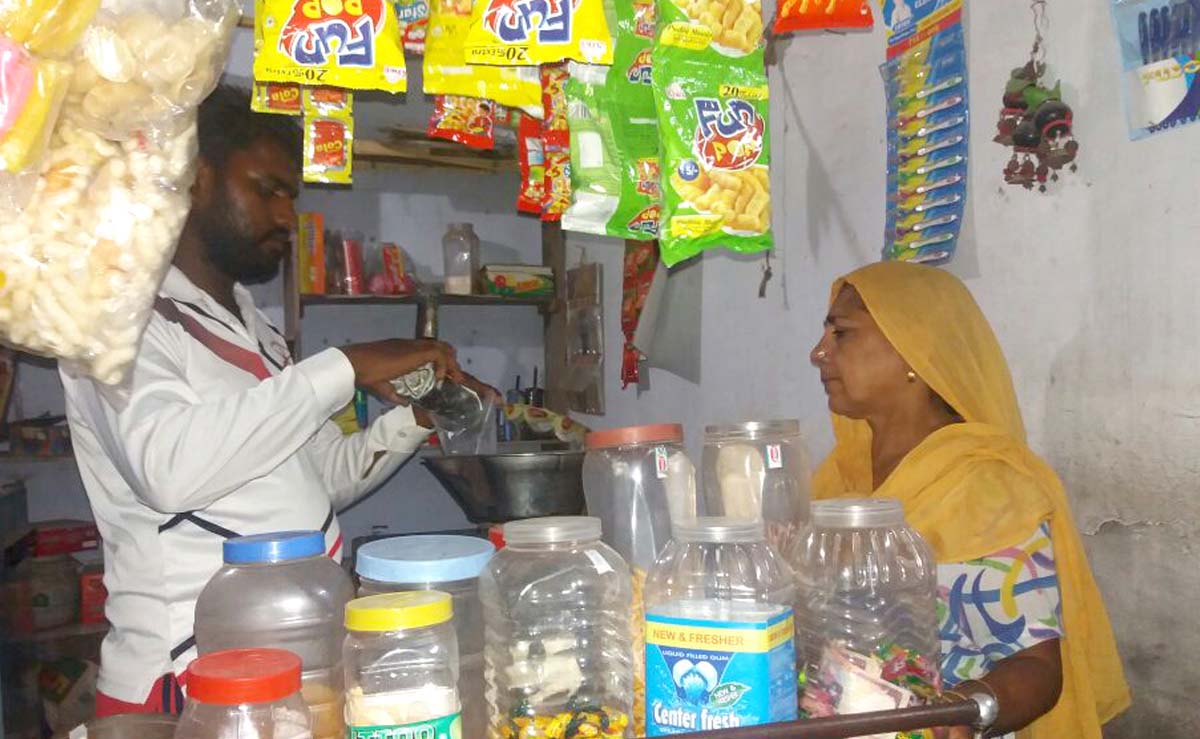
<box><xmin>302</xmin><ymin>89</ymin><xmax>354</xmax><ymax>184</ymax></box>
<box><xmin>428</xmin><ymin>95</ymin><xmax>496</xmax><ymax>149</ymax></box>
<box><xmin>464</xmin><ymin>0</ymin><xmax>614</xmax><ymax>66</ymax></box>
<box><xmin>658</xmin><ymin>0</ymin><xmax>763</xmax><ymax>57</ymax></box>
<box><xmin>0</xmin><ymin>51</ymin><xmax>70</xmax><ymax>174</ymax></box>
<box><xmin>541</xmin><ymin>64</ymin><xmax>571</xmax><ymax>221</ymax></box>
<box><xmin>423</xmin><ymin>0</ymin><xmax>543</xmax><ymax>115</ymax></box>
<box><xmin>251</xmin><ymin>81</ymin><xmax>302</xmax><ymax>115</ymax></box>
<box><xmin>394</xmin><ymin>0</ymin><xmax>430</xmax><ymax>53</ymax></box>
<box><xmin>254</xmin><ymin>0</ymin><xmax>407</xmax><ymax>93</ymax></box>
<box><xmin>517</xmin><ymin>113</ymin><xmax>545</xmax><ymax>213</ymax></box>
<box><xmin>653</xmin><ymin>51</ymin><xmax>772</xmax><ymax>266</ymax></box>
<box><xmin>303</xmin><ymin>85</ymin><xmax>354</xmax><ymax>114</ymax></box>
<box><xmin>774</xmin><ymin>0</ymin><xmax>872</xmax><ymax>33</ymax></box>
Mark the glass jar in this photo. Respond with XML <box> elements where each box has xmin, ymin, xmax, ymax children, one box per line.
<box><xmin>582</xmin><ymin>423</ymin><xmax>696</xmax><ymax>735</ymax></box>
<box><xmin>480</xmin><ymin>516</ymin><xmax>633</xmax><ymax>738</ymax></box>
<box><xmin>175</xmin><ymin>648</ymin><xmax>311</xmax><ymax>739</ymax></box>
<box><xmin>355</xmin><ymin>535</ymin><xmax>494</xmax><ymax>739</ymax></box>
<box><xmin>195</xmin><ymin>531</ymin><xmax>353</xmax><ymax>739</ymax></box>
<box><xmin>442</xmin><ymin>223</ymin><xmax>480</xmax><ymax>295</ymax></box>
<box><xmin>643</xmin><ymin>517</ymin><xmax>797</xmax><ymax>735</ymax></box>
<box><xmin>701</xmin><ymin>419</ymin><xmax>812</xmax><ymax>555</ymax></box>
<box><xmin>343</xmin><ymin>592</ymin><xmax>461</xmax><ymax>738</ymax></box>
<box><xmin>788</xmin><ymin>498</ymin><xmax>940</xmax><ymax>718</ymax></box>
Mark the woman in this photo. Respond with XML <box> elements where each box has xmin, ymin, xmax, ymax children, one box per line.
<box><xmin>810</xmin><ymin>261</ymin><xmax>1130</xmax><ymax>739</ymax></box>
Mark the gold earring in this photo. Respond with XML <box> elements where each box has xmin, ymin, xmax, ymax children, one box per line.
<box><xmin>906</xmin><ymin>370</ymin><xmax>917</xmax><ymax>383</ymax></box>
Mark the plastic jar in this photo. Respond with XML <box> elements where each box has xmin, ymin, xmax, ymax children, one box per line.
<box><xmin>480</xmin><ymin>516</ymin><xmax>633</xmax><ymax>738</ymax></box>
<box><xmin>355</xmin><ymin>535</ymin><xmax>494</xmax><ymax>739</ymax></box>
<box><xmin>788</xmin><ymin>498</ymin><xmax>940</xmax><ymax>717</ymax></box>
<box><xmin>442</xmin><ymin>223</ymin><xmax>480</xmax><ymax>295</ymax></box>
<box><xmin>175</xmin><ymin>648</ymin><xmax>311</xmax><ymax>739</ymax></box>
<box><xmin>194</xmin><ymin>531</ymin><xmax>353</xmax><ymax>739</ymax></box>
<box><xmin>29</xmin><ymin>555</ymin><xmax>80</xmax><ymax>630</ymax></box>
<box><xmin>643</xmin><ymin>517</ymin><xmax>797</xmax><ymax>735</ymax></box>
<box><xmin>701</xmin><ymin>419</ymin><xmax>812</xmax><ymax>555</ymax></box>
<box><xmin>343</xmin><ymin>592</ymin><xmax>461</xmax><ymax>738</ymax></box>
<box><xmin>582</xmin><ymin>423</ymin><xmax>695</xmax><ymax>735</ymax></box>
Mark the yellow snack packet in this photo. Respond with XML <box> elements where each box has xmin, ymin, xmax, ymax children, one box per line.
<box><xmin>251</xmin><ymin>81</ymin><xmax>303</xmax><ymax>115</ymax></box>
<box><xmin>302</xmin><ymin>90</ymin><xmax>354</xmax><ymax>184</ymax></box>
<box><xmin>302</xmin><ymin>85</ymin><xmax>354</xmax><ymax>115</ymax></box>
<box><xmin>422</xmin><ymin>0</ymin><xmax>542</xmax><ymax>115</ymax></box>
<box><xmin>464</xmin><ymin>0</ymin><xmax>613</xmax><ymax>65</ymax></box>
<box><xmin>254</xmin><ymin>0</ymin><xmax>407</xmax><ymax>93</ymax></box>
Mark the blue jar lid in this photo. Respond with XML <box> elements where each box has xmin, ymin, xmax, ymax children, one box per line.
<box><xmin>223</xmin><ymin>531</ymin><xmax>325</xmax><ymax>564</ymax></box>
<box><xmin>356</xmin><ymin>535</ymin><xmax>495</xmax><ymax>584</ymax></box>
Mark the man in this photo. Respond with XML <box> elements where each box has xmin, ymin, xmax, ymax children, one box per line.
<box><xmin>60</xmin><ymin>84</ymin><xmax>484</xmax><ymax>716</ymax></box>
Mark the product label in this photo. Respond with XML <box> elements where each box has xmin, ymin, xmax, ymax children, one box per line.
<box><xmin>654</xmin><ymin>446</ymin><xmax>669</xmax><ymax>478</ymax></box>
<box><xmin>348</xmin><ymin>713</ymin><xmax>462</xmax><ymax>739</ymax></box>
<box><xmin>645</xmin><ymin>610</ymin><xmax>797</xmax><ymax>735</ymax></box>
<box><xmin>766</xmin><ymin>444</ymin><xmax>782</xmax><ymax>469</ymax></box>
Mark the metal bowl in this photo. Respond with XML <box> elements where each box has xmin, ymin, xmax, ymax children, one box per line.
<box><xmin>422</xmin><ymin>450</ymin><xmax>586</xmax><ymax>523</ymax></box>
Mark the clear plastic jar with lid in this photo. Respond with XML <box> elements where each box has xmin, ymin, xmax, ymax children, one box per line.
<box><xmin>343</xmin><ymin>592</ymin><xmax>461</xmax><ymax>738</ymax></box>
<box><xmin>701</xmin><ymin>419</ymin><xmax>812</xmax><ymax>555</ymax></box>
<box><xmin>442</xmin><ymin>223</ymin><xmax>480</xmax><ymax>295</ymax></box>
<box><xmin>480</xmin><ymin>516</ymin><xmax>633</xmax><ymax>738</ymax></box>
<box><xmin>355</xmin><ymin>535</ymin><xmax>494</xmax><ymax>739</ymax></box>
<box><xmin>176</xmin><ymin>648</ymin><xmax>311</xmax><ymax>739</ymax></box>
<box><xmin>788</xmin><ymin>498</ymin><xmax>940</xmax><ymax>717</ymax></box>
<box><xmin>582</xmin><ymin>423</ymin><xmax>695</xmax><ymax>736</ymax></box>
<box><xmin>643</xmin><ymin>517</ymin><xmax>797</xmax><ymax>735</ymax></box>
<box><xmin>194</xmin><ymin>531</ymin><xmax>353</xmax><ymax>739</ymax></box>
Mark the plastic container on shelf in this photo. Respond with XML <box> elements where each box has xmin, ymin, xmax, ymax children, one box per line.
<box><xmin>701</xmin><ymin>419</ymin><xmax>812</xmax><ymax>556</ymax></box>
<box><xmin>194</xmin><ymin>531</ymin><xmax>353</xmax><ymax>739</ymax></box>
<box><xmin>29</xmin><ymin>555</ymin><xmax>80</xmax><ymax>630</ymax></box>
<box><xmin>582</xmin><ymin>423</ymin><xmax>696</xmax><ymax>735</ymax></box>
<box><xmin>355</xmin><ymin>535</ymin><xmax>494</xmax><ymax>739</ymax></box>
<box><xmin>480</xmin><ymin>516</ymin><xmax>633</xmax><ymax>738</ymax></box>
<box><xmin>343</xmin><ymin>592</ymin><xmax>461</xmax><ymax>738</ymax></box>
<box><xmin>442</xmin><ymin>223</ymin><xmax>480</xmax><ymax>295</ymax></box>
<box><xmin>788</xmin><ymin>498</ymin><xmax>940</xmax><ymax>718</ymax></box>
<box><xmin>643</xmin><ymin>517</ymin><xmax>798</xmax><ymax>735</ymax></box>
<box><xmin>175</xmin><ymin>648</ymin><xmax>311</xmax><ymax>739</ymax></box>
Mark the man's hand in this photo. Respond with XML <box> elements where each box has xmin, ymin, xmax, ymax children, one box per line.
<box><xmin>339</xmin><ymin>339</ymin><xmax>459</xmax><ymax>392</ymax></box>
<box><xmin>452</xmin><ymin>369</ymin><xmax>501</xmax><ymax>406</ymax></box>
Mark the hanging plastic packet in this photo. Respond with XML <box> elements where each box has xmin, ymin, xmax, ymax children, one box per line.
<box><xmin>395</xmin><ymin>0</ymin><xmax>431</xmax><ymax>53</ymax></box>
<box><xmin>464</xmin><ymin>0</ymin><xmax>614</xmax><ymax>66</ymax></box>
<box><xmin>0</xmin><ymin>49</ymin><xmax>71</xmax><ymax>174</ymax></box>
<box><xmin>774</xmin><ymin>0</ymin><xmax>872</xmax><ymax>33</ymax></box>
<box><xmin>1110</xmin><ymin>0</ymin><xmax>1200</xmax><ymax>140</ymax></box>
<box><xmin>517</xmin><ymin>113</ymin><xmax>545</xmax><ymax>213</ymax></box>
<box><xmin>254</xmin><ymin>0</ymin><xmax>407</xmax><ymax>93</ymax></box>
<box><xmin>423</xmin><ymin>0</ymin><xmax>543</xmax><ymax>116</ymax></box>
<box><xmin>1</xmin><ymin>0</ymin><xmax>100</xmax><ymax>57</ymax></box>
<box><xmin>880</xmin><ymin>0</ymin><xmax>967</xmax><ymax>265</ymax></box>
<box><xmin>658</xmin><ymin>0</ymin><xmax>763</xmax><ymax>57</ymax></box>
<box><xmin>541</xmin><ymin>64</ymin><xmax>570</xmax><ymax>221</ymax></box>
<box><xmin>428</xmin><ymin>94</ymin><xmax>496</xmax><ymax>149</ymax></box>
<box><xmin>653</xmin><ymin>51</ymin><xmax>772</xmax><ymax>266</ymax></box>
<box><xmin>251</xmin><ymin>81</ymin><xmax>302</xmax><ymax>115</ymax></box>
<box><xmin>302</xmin><ymin>87</ymin><xmax>354</xmax><ymax>184</ymax></box>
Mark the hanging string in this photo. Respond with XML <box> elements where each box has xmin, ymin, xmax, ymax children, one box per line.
<box><xmin>1030</xmin><ymin>0</ymin><xmax>1049</xmax><ymax>70</ymax></box>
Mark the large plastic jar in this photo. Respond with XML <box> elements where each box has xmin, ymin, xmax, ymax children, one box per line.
<box><xmin>194</xmin><ymin>531</ymin><xmax>353</xmax><ymax>739</ymax></box>
<box><xmin>643</xmin><ymin>517</ymin><xmax>797</xmax><ymax>735</ymax></box>
<box><xmin>788</xmin><ymin>499</ymin><xmax>940</xmax><ymax>717</ymax></box>
<box><xmin>442</xmin><ymin>223</ymin><xmax>480</xmax><ymax>295</ymax></box>
<box><xmin>175</xmin><ymin>648</ymin><xmax>311</xmax><ymax>739</ymax></box>
<box><xmin>701</xmin><ymin>419</ymin><xmax>812</xmax><ymax>555</ymax></box>
<box><xmin>343</xmin><ymin>592</ymin><xmax>461</xmax><ymax>738</ymax></box>
<box><xmin>582</xmin><ymin>423</ymin><xmax>695</xmax><ymax>735</ymax></box>
<box><xmin>480</xmin><ymin>516</ymin><xmax>633</xmax><ymax>738</ymax></box>
<box><xmin>355</xmin><ymin>535</ymin><xmax>494</xmax><ymax>739</ymax></box>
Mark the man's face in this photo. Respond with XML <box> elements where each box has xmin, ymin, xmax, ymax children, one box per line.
<box><xmin>194</xmin><ymin>137</ymin><xmax>300</xmax><ymax>284</ymax></box>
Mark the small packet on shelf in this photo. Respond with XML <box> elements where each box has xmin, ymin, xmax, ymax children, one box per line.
<box><xmin>774</xmin><ymin>0</ymin><xmax>872</xmax><ymax>33</ymax></box>
<box><xmin>251</xmin><ymin>81</ymin><xmax>302</xmax><ymax>115</ymax></box>
<box><xmin>428</xmin><ymin>95</ymin><xmax>496</xmax><ymax>149</ymax></box>
<box><xmin>464</xmin><ymin>0</ymin><xmax>614</xmax><ymax>66</ymax></box>
<box><xmin>302</xmin><ymin>88</ymin><xmax>354</xmax><ymax>184</ymax></box>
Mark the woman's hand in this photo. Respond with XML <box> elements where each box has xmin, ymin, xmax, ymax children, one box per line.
<box><xmin>936</xmin><ymin>638</ymin><xmax>1063</xmax><ymax>737</ymax></box>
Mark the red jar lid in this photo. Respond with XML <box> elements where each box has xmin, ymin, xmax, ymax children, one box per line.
<box><xmin>585</xmin><ymin>423</ymin><xmax>683</xmax><ymax>450</ymax></box>
<box><xmin>187</xmin><ymin>648</ymin><xmax>301</xmax><ymax>705</ymax></box>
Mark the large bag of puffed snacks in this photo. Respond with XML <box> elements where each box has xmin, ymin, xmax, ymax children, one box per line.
<box><xmin>0</xmin><ymin>0</ymin><xmax>239</xmax><ymax>384</ymax></box>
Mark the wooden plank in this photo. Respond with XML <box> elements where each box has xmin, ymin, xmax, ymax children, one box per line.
<box><xmin>301</xmin><ymin>292</ymin><xmax>552</xmax><ymax>307</ymax></box>
<box><xmin>354</xmin><ymin>138</ymin><xmax>514</xmax><ymax>174</ymax></box>
<box><xmin>541</xmin><ymin>222</ymin><xmax>569</xmax><ymax>414</ymax></box>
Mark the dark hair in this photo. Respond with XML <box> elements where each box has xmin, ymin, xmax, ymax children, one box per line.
<box><xmin>197</xmin><ymin>82</ymin><xmax>302</xmax><ymax>173</ymax></box>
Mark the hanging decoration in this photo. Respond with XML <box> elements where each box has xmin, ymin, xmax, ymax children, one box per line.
<box><xmin>994</xmin><ymin>0</ymin><xmax>1079</xmax><ymax>192</ymax></box>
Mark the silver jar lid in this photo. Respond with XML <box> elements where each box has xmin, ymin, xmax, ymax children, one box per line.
<box><xmin>811</xmin><ymin>498</ymin><xmax>905</xmax><ymax>529</ymax></box>
<box><xmin>503</xmin><ymin>516</ymin><xmax>602</xmax><ymax>545</ymax></box>
<box><xmin>672</xmin><ymin>516</ymin><xmax>766</xmax><ymax>543</ymax></box>
<box><xmin>704</xmin><ymin>419</ymin><xmax>801</xmax><ymax>440</ymax></box>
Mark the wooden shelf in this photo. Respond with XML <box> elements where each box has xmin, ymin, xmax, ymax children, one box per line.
<box><xmin>0</xmin><ymin>454</ymin><xmax>74</xmax><ymax>464</ymax></box>
<box><xmin>301</xmin><ymin>292</ymin><xmax>553</xmax><ymax>308</ymax></box>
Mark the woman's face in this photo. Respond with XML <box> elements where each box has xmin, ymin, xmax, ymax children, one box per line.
<box><xmin>811</xmin><ymin>284</ymin><xmax>913</xmax><ymax>419</ymax></box>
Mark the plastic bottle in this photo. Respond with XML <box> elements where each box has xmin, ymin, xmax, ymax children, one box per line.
<box><xmin>442</xmin><ymin>223</ymin><xmax>480</xmax><ymax>295</ymax></box>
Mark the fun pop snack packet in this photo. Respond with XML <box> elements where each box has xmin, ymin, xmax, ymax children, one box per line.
<box><xmin>464</xmin><ymin>0</ymin><xmax>614</xmax><ymax>65</ymax></box>
<box><xmin>658</xmin><ymin>0</ymin><xmax>763</xmax><ymax>57</ymax></box>
<box><xmin>652</xmin><ymin>50</ymin><xmax>772</xmax><ymax>266</ymax></box>
<box><xmin>254</xmin><ymin>0</ymin><xmax>407</xmax><ymax>93</ymax></box>
<box><xmin>302</xmin><ymin>86</ymin><xmax>354</xmax><ymax>183</ymax></box>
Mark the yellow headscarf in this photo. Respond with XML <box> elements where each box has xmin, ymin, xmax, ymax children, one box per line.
<box><xmin>812</xmin><ymin>261</ymin><xmax>1130</xmax><ymax>739</ymax></box>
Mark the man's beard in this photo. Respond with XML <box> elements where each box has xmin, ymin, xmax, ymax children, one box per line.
<box><xmin>195</xmin><ymin>188</ymin><xmax>290</xmax><ymax>284</ymax></box>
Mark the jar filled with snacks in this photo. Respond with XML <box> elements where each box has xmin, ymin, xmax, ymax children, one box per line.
<box><xmin>581</xmin><ymin>423</ymin><xmax>696</xmax><ymax>735</ymax></box>
<box><xmin>789</xmin><ymin>499</ymin><xmax>940</xmax><ymax>719</ymax></box>
<box><xmin>343</xmin><ymin>592</ymin><xmax>461</xmax><ymax>739</ymax></box>
<box><xmin>701</xmin><ymin>419</ymin><xmax>812</xmax><ymax>555</ymax></box>
<box><xmin>480</xmin><ymin>516</ymin><xmax>633</xmax><ymax>738</ymax></box>
<box><xmin>175</xmin><ymin>648</ymin><xmax>311</xmax><ymax>739</ymax></box>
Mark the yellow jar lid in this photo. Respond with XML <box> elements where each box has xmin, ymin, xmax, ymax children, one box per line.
<box><xmin>345</xmin><ymin>591</ymin><xmax>453</xmax><ymax>632</ymax></box>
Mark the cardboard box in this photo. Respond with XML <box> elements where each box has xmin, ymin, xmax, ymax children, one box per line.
<box><xmin>79</xmin><ymin>569</ymin><xmax>106</xmax><ymax>625</ymax></box>
<box><xmin>28</xmin><ymin>520</ymin><xmax>99</xmax><ymax>558</ymax></box>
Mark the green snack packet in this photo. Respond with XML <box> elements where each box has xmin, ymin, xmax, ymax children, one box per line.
<box><xmin>563</xmin><ymin>63</ymin><xmax>623</xmax><ymax>237</ymax></box>
<box><xmin>656</xmin><ymin>0</ymin><xmax>764</xmax><ymax>59</ymax></box>
<box><xmin>652</xmin><ymin>49</ymin><xmax>772</xmax><ymax>266</ymax></box>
